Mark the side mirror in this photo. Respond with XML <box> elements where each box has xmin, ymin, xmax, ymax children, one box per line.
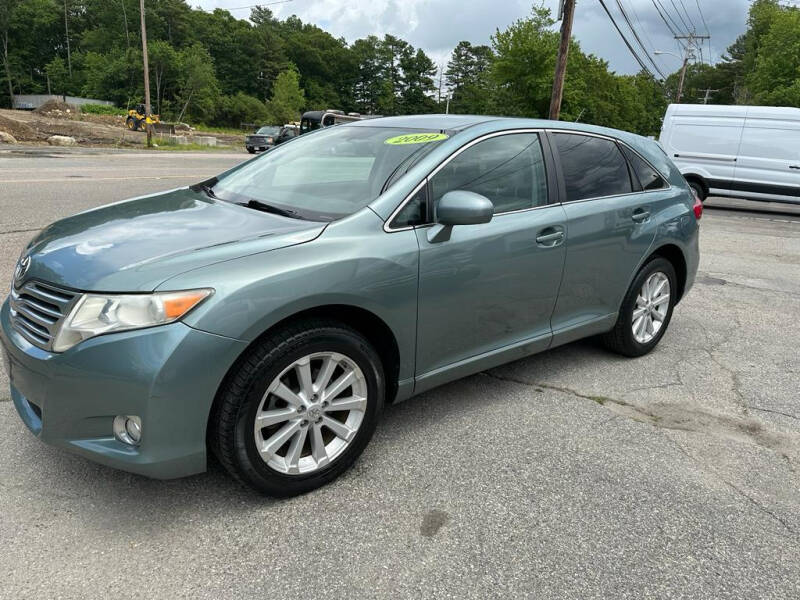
<box><xmin>436</xmin><ymin>191</ymin><xmax>494</xmax><ymax>226</ymax></box>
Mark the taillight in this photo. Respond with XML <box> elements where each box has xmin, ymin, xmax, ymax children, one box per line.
<box><xmin>692</xmin><ymin>194</ymin><xmax>703</xmax><ymax>220</ymax></box>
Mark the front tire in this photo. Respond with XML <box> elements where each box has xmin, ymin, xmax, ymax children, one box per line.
<box><xmin>603</xmin><ymin>257</ymin><xmax>677</xmax><ymax>357</ymax></box>
<box><xmin>211</xmin><ymin>320</ymin><xmax>384</xmax><ymax>496</ymax></box>
<box><xmin>246</xmin><ymin>147</ymin><xmax>256</xmax><ymax>154</ymax></box>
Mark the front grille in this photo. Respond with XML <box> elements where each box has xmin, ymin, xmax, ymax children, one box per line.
<box><xmin>9</xmin><ymin>281</ymin><xmax>79</xmax><ymax>351</ymax></box>
<box><xmin>248</xmin><ymin>136</ymin><xmax>266</xmax><ymax>144</ymax></box>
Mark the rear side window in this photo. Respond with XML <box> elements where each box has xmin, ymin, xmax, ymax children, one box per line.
<box><xmin>430</xmin><ymin>133</ymin><xmax>548</xmax><ymax>214</ymax></box>
<box><xmin>554</xmin><ymin>133</ymin><xmax>632</xmax><ymax>201</ymax></box>
<box><xmin>621</xmin><ymin>146</ymin><xmax>667</xmax><ymax>191</ymax></box>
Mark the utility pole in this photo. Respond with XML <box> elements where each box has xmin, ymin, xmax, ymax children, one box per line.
<box><xmin>673</xmin><ymin>32</ymin><xmax>709</xmax><ymax>102</ymax></box>
<box><xmin>139</xmin><ymin>0</ymin><xmax>153</xmax><ymax>147</ymax></box>
<box><xmin>437</xmin><ymin>64</ymin><xmax>444</xmax><ymax>106</ymax></box>
<box><xmin>549</xmin><ymin>0</ymin><xmax>576</xmax><ymax>120</ymax></box>
<box><xmin>698</xmin><ymin>88</ymin><xmax>718</xmax><ymax>104</ymax></box>
<box><xmin>64</xmin><ymin>0</ymin><xmax>72</xmax><ymax>77</ymax></box>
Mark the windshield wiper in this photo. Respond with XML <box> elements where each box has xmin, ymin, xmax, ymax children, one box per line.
<box><xmin>243</xmin><ymin>199</ymin><xmax>302</xmax><ymax>219</ymax></box>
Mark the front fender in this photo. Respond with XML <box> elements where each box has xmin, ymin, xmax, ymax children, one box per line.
<box><xmin>157</xmin><ymin>209</ymin><xmax>420</xmax><ymax>381</ymax></box>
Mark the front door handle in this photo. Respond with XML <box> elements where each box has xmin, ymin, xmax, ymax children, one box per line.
<box><xmin>790</xmin><ymin>165</ymin><xmax>800</xmax><ymax>170</ymax></box>
<box><xmin>535</xmin><ymin>228</ymin><xmax>565</xmax><ymax>247</ymax></box>
<box><xmin>632</xmin><ymin>208</ymin><xmax>650</xmax><ymax>223</ymax></box>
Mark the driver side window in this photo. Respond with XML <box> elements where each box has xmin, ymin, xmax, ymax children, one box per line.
<box><xmin>430</xmin><ymin>133</ymin><xmax>548</xmax><ymax>215</ymax></box>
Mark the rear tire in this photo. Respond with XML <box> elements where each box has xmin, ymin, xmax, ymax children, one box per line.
<box><xmin>603</xmin><ymin>257</ymin><xmax>677</xmax><ymax>357</ymax></box>
<box><xmin>126</xmin><ymin>116</ymin><xmax>136</xmax><ymax>131</ymax></box>
<box><xmin>687</xmin><ymin>180</ymin><xmax>706</xmax><ymax>202</ymax></box>
<box><xmin>211</xmin><ymin>320</ymin><xmax>384</xmax><ymax>496</ymax></box>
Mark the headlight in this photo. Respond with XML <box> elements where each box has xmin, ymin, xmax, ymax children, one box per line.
<box><xmin>52</xmin><ymin>289</ymin><xmax>212</xmax><ymax>352</ymax></box>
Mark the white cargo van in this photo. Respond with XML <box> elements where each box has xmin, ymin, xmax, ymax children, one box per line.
<box><xmin>659</xmin><ymin>104</ymin><xmax>800</xmax><ymax>204</ymax></box>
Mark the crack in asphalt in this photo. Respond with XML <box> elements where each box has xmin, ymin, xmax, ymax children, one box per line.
<box><xmin>483</xmin><ymin>369</ymin><xmax>800</xmax><ymax>536</ymax></box>
<box><xmin>666</xmin><ymin>435</ymin><xmax>797</xmax><ymax>537</ymax></box>
<box><xmin>696</xmin><ymin>270</ymin><xmax>799</xmax><ymax>297</ymax></box>
<box><xmin>0</xmin><ymin>226</ymin><xmax>42</xmax><ymax>235</ymax></box>
<box><xmin>482</xmin><ymin>371</ymin><xmax>799</xmax><ymax>466</ymax></box>
<box><xmin>751</xmin><ymin>406</ymin><xmax>800</xmax><ymax>421</ymax></box>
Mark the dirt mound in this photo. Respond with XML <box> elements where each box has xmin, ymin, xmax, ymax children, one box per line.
<box><xmin>34</xmin><ymin>99</ymin><xmax>78</xmax><ymax>117</ymax></box>
<box><xmin>0</xmin><ymin>114</ymin><xmax>39</xmax><ymax>141</ymax></box>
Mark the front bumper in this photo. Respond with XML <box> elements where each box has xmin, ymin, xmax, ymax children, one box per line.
<box><xmin>1</xmin><ymin>297</ymin><xmax>247</xmax><ymax>479</ymax></box>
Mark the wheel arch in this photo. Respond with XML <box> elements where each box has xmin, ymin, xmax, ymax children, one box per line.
<box><xmin>207</xmin><ymin>304</ymin><xmax>402</xmax><ymax>442</ymax></box>
<box><xmin>682</xmin><ymin>173</ymin><xmax>708</xmax><ymax>198</ymax></box>
<box><xmin>649</xmin><ymin>243</ymin><xmax>688</xmax><ymax>303</ymax></box>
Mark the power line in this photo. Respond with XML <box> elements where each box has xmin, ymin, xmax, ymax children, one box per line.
<box><xmin>598</xmin><ymin>0</ymin><xmax>655</xmax><ymax>78</ymax></box>
<box><xmin>651</xmin><ymin>0</ymin><xmax>681</xmax><ymax>37</ymax></box>
<box><xmin>614</xmin><ymin>0</ymin><xmax>668</xmax><ymax>78</ymax></box>
<box><xmin>694</xmin><ymin>0</ymin><xmax>710</xmax><ymax>34</ymax></box>
<box><xmin>677</xmin><ymin>0</ymin><xmax>697</xmax><ymax>31</ymax></box>
<box><xmin>668</xmin><ymin>0</ymin><xmax>691</xmax><ymax>33</ymax></box>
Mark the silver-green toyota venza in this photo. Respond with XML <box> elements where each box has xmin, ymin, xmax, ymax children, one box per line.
<box><xmin>2</xmin><ymin>115</ymin><xmax>700</xmax><ymax>495</ymax></box>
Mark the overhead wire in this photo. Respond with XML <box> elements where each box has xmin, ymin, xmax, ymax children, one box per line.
<box><xmin>598</xmin><ymin>0</ymin><xmax>656</xmax><ymax>78</ymax></box>
<box><xmin>614</xmin><ymin>0</ymin><xmax>668</xmax><ymax>78</ymax></box>
<box><xmin>677</xmin><ymin>0</ymin><xmax>698</xmax><ymax>31</ymax></box>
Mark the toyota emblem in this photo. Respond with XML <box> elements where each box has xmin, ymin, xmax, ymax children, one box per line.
<box><xmin>14</xmin><ymin>255</ymin><xmax>31</xmax><ymax>283</ymax></box>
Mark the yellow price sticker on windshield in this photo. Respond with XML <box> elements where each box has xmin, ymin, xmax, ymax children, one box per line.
<box><xmin>384</xmin><ymin>132</ymin><xmax>449</xmax><ymax>145</ymax></box>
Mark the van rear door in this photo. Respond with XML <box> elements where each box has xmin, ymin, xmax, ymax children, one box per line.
<box><xmin>731</xmin><ymin>110</ymin><xmax>800</xmax><ymax>205</ymax></box>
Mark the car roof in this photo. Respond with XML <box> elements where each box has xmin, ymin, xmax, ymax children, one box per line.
<box><xmin>348</xmin><ymin>114</ymin><xmax>650</xmax><ymax>143</ymax></box>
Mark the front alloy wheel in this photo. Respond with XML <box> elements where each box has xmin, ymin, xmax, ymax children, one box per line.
<box><xmin>212</xmin><ymin>320</ymin><xmax>384</xmax><ymax>496</ymax></box>
<box><xmin>254</xmin><ymin>352</ymin><xmax>368</xmax><ymax>475</ymax></box>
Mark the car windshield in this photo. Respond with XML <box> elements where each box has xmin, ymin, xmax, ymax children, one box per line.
<box><xmin>212</xmin><ymin>125</ymin><xmax>448</xmax><ymax>221</ymax></box>
<box><xmin>256</xmin><ymin>126</ymin><xmax>280</xmax><ymax>135</ymax></box>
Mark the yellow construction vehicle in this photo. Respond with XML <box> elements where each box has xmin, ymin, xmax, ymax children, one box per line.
<box><xmin>126</xmin><ymin>104</ymin><xmax>160</xmax><ymax>132</ymax></box>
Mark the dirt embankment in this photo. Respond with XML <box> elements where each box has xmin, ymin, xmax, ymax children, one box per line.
<box><xmin>0</xmin><ymin>106</ymin><xmax>242</xmax><ymax>148</ymax></box>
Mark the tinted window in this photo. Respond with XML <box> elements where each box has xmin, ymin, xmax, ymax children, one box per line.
<box><xmin>621</xmin><ymin>146</ymin><xmax>666</xmax><ymax>191</ymax></box>
<box><xmin>392</xmin><ymin>185</ymin><xmax>427</xmax><ymax>227</ymax></box>
<box><xmin>430</xmin><ymin>133</ymin><xmax>548</xmax><ymax>214</ymax></box>
<box><xmin>554</xmin><ymin>133</ymin><xmax>632</xmax><ymax>201</ymax></box>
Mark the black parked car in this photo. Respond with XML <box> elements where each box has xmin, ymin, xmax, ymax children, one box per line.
<box><xmin>245</xmin><ymin>125</ymin><xmax>298</xmax><ymax>154</ymax></box>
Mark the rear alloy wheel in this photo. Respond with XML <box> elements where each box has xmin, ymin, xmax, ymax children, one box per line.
<box><xmin>603</xmin><ymin>257</ymin><xmax>677</xmax><ymax>357</ymax></box>
<box><xmin>212</xmin><ymin>320</ymin><xmax>384</xmax><ymax>496</ymax></box>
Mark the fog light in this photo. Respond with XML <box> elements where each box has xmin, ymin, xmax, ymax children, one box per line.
<box><xmin>113</xmin><ymin>415</ymin><xmax>142</xmax><ymax>446</ymax></box>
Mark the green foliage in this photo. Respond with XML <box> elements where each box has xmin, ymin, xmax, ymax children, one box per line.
<box><xmin>216</xmin><ymin>92</ymin><xmax>270</xmax><ymax>128</ymax></box>
<box><xmin>2</xmin><ymin>0</ymin><xmax>797</xmax><ymax>134</ymax></box>
<box><xmin>267</xmin><ymin>67</ymin><xmax>305</xmax><ymax>125</ymax></box>
<box><xmin>80</xmin><ymin>103</ymin><xmax>126</xmax><ymax>116</ymax></box>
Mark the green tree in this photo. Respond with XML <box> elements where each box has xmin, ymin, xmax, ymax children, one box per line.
<box><xmin>176</xmin><ymin>43</ymin><xmax>219</xmax><ymax>123</ymax></box>
<box><xmin>749</xmin><ymin>8</ymin><xmax>800</xmax><ymax>106</ymax></box>
<box><xmin>445</xmin><ymin>41</ymin><xmax>494</xmax><ymax>114</ymax></box>
<box><xmin>267</xmin><ymin>66</ymin><xmax>305</xmax><ymax>124</ymax></box>
<box><xmin>148</xmin><ymin>40</ymin><xmax>178</xmax><ymax>116</ymax></box>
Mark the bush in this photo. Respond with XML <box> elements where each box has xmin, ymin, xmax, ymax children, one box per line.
<box><xmin>215</xmin><ymin>92</ymin><xmax>271</xmax><ymax>128</ymax></box>
<box><xmin>81</xmin><ymin>103</ymin><xmax>126</xmax><ymax>116</ymax></box>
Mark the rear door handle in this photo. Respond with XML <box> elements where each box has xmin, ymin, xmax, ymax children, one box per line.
<box><xmin>632</xmin><ymin>208</ymin><xmax>650</xmax><ymax>223</ymax></box>
<box><xmin>535</xmin><ymin>227</ymin><xmax>565</xmax><ymax>247</ymax></box>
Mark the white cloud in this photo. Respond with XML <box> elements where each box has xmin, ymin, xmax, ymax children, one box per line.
<box><xmin>197</xmin><ymin>0</ymin><xmax>750</xmax><ymax>76</ymax></box>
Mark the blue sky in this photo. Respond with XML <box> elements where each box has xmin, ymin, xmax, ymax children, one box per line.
<box><xmin>196</xmin><ymin>0</ymin><xmax>750</xmax><ymax>78</ymax></box>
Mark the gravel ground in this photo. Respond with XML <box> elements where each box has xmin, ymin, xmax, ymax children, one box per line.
<box><xmin>1</xmin><ymin>149</ymin><xmax>799</xmax><ymax>599</ymax></box>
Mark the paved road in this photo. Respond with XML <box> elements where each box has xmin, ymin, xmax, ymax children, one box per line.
<box><xmin>1</xmin><ymin>149</ymin><xmax>799</xmax><ymax>598</ymax></box>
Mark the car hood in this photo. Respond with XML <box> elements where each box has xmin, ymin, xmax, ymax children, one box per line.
<box><xmin>19</xmin><ymin>188</ymin><xmax>325</xmax><ymax>292</ymax></box>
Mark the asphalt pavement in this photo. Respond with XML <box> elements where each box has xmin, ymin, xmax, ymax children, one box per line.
<box><xmin>1</xmin><ymin>148</ymin><xmax>799</xmax><ymax>599</ymax></box>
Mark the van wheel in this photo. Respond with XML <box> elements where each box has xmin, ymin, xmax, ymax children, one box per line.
<box><xmin>688</xmin><ymin>180</ymin><xmax>706</xmax><ymax>202</ymax></box>
<box><xmin>211</xmin><ymin>320</ymin><xmax>384</xmax><ymax>496</ymax></box>
<box><xmin>603</xmin><ymin>257</ymin><xmax>677</xmax><ymax>357</ymax></box>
